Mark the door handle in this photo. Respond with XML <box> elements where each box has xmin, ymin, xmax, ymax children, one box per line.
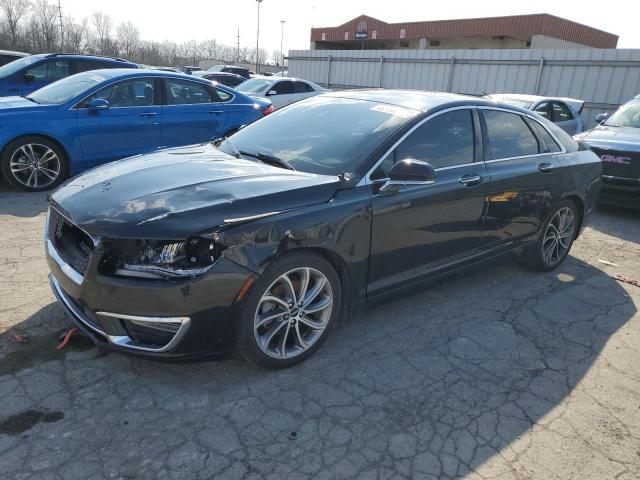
<box><xmin>538</xmin><ymin>162</ymin><xmax>554</xmax><ymax>173</ymax></box>
<box><xmin>209</xmin><ymin>110</ymin><xmax>224</xmax><ymax>115</ymax></box>
<box><xmin>459</xmin><ymin>174</ymin><xmax>483</xmax><ymax>187</ymax></box>
<box><xmin>139</xmin><ymin>112</ymin><xmax>157</xmax><ymax>117</ymax></box>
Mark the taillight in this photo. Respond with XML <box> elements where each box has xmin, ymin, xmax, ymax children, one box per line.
<box><xmin>262</xmin><ymin>105</ymin><xmax>274</xmax><ymax>116</ymax></box>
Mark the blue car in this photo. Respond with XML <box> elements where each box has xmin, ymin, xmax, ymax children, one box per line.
<box><xmin>0</xmin><ymin>53</ymin><xmax>138</xmax><ymax>97</ymax></box>
<box><xmin>0</xmin><ymin>69</ymin><xmax>273</xmax><ymax>191</ymax></box>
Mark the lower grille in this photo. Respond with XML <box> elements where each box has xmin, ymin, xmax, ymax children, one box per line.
<box><xmin>47</xmin><ymin>208</ymin><xmax>93</xmax><ymax>276</ymax></box>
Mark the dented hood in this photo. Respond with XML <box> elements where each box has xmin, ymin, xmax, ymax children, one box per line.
<box><xmin>51</xmin><ymin>143</ymin><xmax>340</xmax><ymax>239</ymax></box>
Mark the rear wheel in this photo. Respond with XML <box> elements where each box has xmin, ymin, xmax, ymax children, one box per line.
<box><xmin>1</xmin><ymin>136</ymin><xmax>68</xmax><ymax>192</ymax></box>
<box><xmin>527</xmin><ymin>200</ymin><xmax>579</xmax><ymax>271</ymax></box>
<box><xmin>235</xmin><ymin>252</ymin><xmax>341</xmax><ymax>369</ymax></box>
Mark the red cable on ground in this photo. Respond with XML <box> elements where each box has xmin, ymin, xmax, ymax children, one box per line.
<box><xmin>56</xmin><ymin>327</ymin><xmax>80</xmax><ymax>350</ymax></box>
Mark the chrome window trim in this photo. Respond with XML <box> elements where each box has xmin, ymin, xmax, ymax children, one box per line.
<box><xmin>358</xmin><ymin>105</ymin><xmax>476</xmax><ymax>187</ymax></box>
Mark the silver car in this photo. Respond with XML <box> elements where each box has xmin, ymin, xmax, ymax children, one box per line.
<box><xmin>488</xmin><ymin>94</ymin><xmax>584</xmax><ymax>135</ymax></box>
<box><xmin>235</xmin><ymin>76</ymin><xmax>329</xmax><ymax>110</ymax></box>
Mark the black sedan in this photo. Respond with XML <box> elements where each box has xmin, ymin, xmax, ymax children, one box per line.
<box><xmin>201</xmin><ymin>72</ymin><xmax>246</xmax><ymax>88</ymax></box>
<box><xmin>46</xmin><ymin>91</ymin><xmax>602</xmax><ymax>368</ymax></box>
<box><xmin>575</xmin><ymin>95</ymin><xmax>640</xmax><ymax>209</ymax></box>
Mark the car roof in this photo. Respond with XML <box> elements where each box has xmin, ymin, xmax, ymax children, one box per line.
<box><xmin>81</xmin><ymin>68</ymin><xmax>213</xmax><ymax>82</ymax></box>
<box><xmin>0</xmin><ymin>50</ymin><xmax>29</xmax><ymax>57</ymax></box>
<box><xmin>29</xmin><ymin>53</ymin><xmax>136</xmax><ymax>65</ymax></box>
<box><xmin>324</xmin><ymin>89</ymin><xmax>506</xmax><ymax>113</ymax></box>
<box><xmin>204</xmin><ymin>72</ymin><xmax>244</xmax><ymax>78</ymax></box>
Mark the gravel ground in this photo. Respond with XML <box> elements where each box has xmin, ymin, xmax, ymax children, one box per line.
<box><xmin>0</xmin><ymin>187</ymin><xmax>639</xmax><ymax>480</ymax></box>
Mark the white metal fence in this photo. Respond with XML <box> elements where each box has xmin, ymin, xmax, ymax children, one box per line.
<box><xmin>287</xmin><ymin>48</ymin><xmax>640</xmax><ymax>128</ymax></box>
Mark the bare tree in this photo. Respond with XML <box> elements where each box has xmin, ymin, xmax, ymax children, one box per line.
<box><xmin>64</xmin><ymin>16</ymin><xmax>88</xmax><ymax>53</ymax></box>
<box><xmin>30</xmin><ymin>0</ymin><xmax>59</xmax><ymax>51</ymax></box>
<box><xmin>116</xmin><ymin>21</ymin><xmax>139</xmax><ymax>59</ymax></box>
<box><xmin>91</xmin><ymin>10</ymin><xmax>112</xmax><ymax>55</ymax></box>
<box><xmin>0</xmin><ymin>0</ymin><xmax>29</xmax><ymax>48</ymax></box>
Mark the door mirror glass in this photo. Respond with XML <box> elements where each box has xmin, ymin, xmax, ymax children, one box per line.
<box><xmin>88</xmin><ymin>97</ymin><xmax>110</xmax><ymax>111</ymax></box>
<box><xmin>595</xmin><ymin>112</ymin><xmax>609</xmax><ymax>124</ymax></box>
<box><xmin>22</xmin><ymin>73</ymin><xmax>36</xmax><ymax>84</ymax></box>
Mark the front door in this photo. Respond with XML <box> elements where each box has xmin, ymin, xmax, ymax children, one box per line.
<box><xmin>76</xmin><ymin>78</ymin><xmax>162</xmax><ymax>169</ymax></box>
<box><xmin>161</xmin><ymin>78</ymin><xmax>228</xmax><ymax>147</ymax></box>
<box><xmin>367</xmin><ymin>108</ymin><xmax>491</xmax><ymax>296</ymax></box>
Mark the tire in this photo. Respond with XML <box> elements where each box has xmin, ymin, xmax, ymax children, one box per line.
<box><xmin>235</xmin><ymin>251</ymin><xmax>342</xmax><ymax>369</ymax></box>
<box><xmin>526</xmin><ymin>200</ymin><xmax>579</xmax><ymax>272</ymax></box>
<box><xmin>1</xmin><ymin>136</ymin><xmax>68</xmax><ymax>192</ymax></box>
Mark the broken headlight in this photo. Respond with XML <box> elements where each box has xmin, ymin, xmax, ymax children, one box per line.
<box><xmin>104</xmin><ymin>236</ymin><xmax>223</xmax><ymax>279</ymax></box>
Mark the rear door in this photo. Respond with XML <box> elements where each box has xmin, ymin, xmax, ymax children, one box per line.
<box><xmin>161</xmin><ymin>77</ymin><xmax>228</xmax><ymax>147</ymax></box>
<box><xmin>76</xmin><ymin>77</ymin><xmax>162</xmax><ymax>169</ymax></box>
<box><xmin>479</xmin><ymin>108</ymin><xmax>560</xmax><ymax>254</ymax></box>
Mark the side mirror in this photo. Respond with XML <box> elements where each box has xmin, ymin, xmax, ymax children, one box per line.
<box><xmin>22</xmin><ymin>73</ymin><xmax>36</xmax><ymax>84</ymax></box>
<box><xmin>595</xmin><ymin>113</ymin><xmax>609</xmax><ymax>124</ymax></box>
<box><xmin>267</xmin><ymin>90</ymin><xmax>277</xmax><ymax>96</ymax></box>
<box><xmin>380</xmin><ymin>159</ymin><xmax>436</xmax><ymax>195</ymax></box>
<box><xmin>88</xmin><ymin>97</ymin><xmax>109</xmax><ymax>111</ymax></box>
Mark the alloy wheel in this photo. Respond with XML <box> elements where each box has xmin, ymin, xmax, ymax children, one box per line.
<box><xmin>542</xmin><ymin>207</ymin><xmax>576</xmax><ymax>266</ymax></box>
<box><xmin>9</xmin><ymin>143</ymin><xmax>61</xmax><ymax>190</ymax></box>
<box><xmin>254</xmin><ymin>267</ymin><xmax>333</xmax><ymax>359</ymax></box>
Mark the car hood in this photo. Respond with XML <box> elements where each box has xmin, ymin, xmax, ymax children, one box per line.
<box><xmin>579</xmin><ymin>125</ymin><xmax>640</xmax><ymax>153</ymax></box>
<box><xmin>51</xmin><ymin>143</ymin><xmax>341</xmax><ymax>239</ymax></box>
<box><xmin>0</xmin><ymin>96</ymin><xmax>41</xmax><ymax>110</ymax></box>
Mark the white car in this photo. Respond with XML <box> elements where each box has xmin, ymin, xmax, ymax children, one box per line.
<box><xmin>236</xmin><ymin>76</ymin><xmax>329</xmax><ymax>110</ymax></box>
<box><xmin>487</xmin><ymin>93</ymin><xmax>585</xmax><ymax>135</ymax></box>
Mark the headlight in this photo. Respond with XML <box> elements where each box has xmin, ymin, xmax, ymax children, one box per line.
<box><xmin>105</xmin><ymin>236</ymin><xmax>223</xmax><ymax>279</ymax></box>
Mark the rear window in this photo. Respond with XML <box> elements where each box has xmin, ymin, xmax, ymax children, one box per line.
<box><xmin>483</xmin><ymin>110</ymin><xmax>539</xmax><ymax>159</ymax></box>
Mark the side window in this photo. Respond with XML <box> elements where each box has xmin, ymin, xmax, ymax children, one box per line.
<box><xmin>215</xmin><ymin>88</ymin><xmax>232</xmax><ymax>102</ymax></box>
<box><xmin>533</xmin><ymin>102</ymin><xmax>550</xmax><ymax>119</ymax></box>
<box><xmin>82</xmin><ymin>79</ymin><xmax>156</xmax><ymax>108</ymax></box>
<box><xmin>74</xmin><ymin>60</ymin><xmax>108</xmax><ymax>74</ymax></box>
<box><xmin>552</xmin><ymin>102</ymin><xmax>573</xmax><ymax>122</ymax></box>
<box><xmin>483</xmin><ymin>110</ymin><xmax>539</xmax><ymax>159</ymax></box>
<box><xmin>294</xmin><ymin>81</ymin><xmax>315</xmax><ymax>93</ymax></box>
<box><xmin>271</xmin><ymin>81</ymin><xmax>294</xmax><ymax>95</ymax></box>
<box><xmin>529</xmin><ymin>119</ymin><xmax>562</xmax><ymax>153</ymax></box>
<box><xmin>25</xmin><ymin>60</ymin><xmax>70</xmax><ymax>82</ymax></box>
<box><xmin>372</xmin><ymin>109</ymin><xmax>475</xmax><ymax>179</ymax></box>
<box><xmin>165</xmin><ymin>79</ymin><xmax>213</xmax><ymax>105</ymax></box>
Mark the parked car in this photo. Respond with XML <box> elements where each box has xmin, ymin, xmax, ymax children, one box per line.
<box><xmin>236</xmin><ymin>76</ymin><xmax>328</xmax><ymax>110</ymax></box>
<box><xmin>0</xmin><ymin>50</ymin><xmax>29</xmax><ymax>67</ymax></box>
<box><xmin>201</xmin><ymin>72</ymin><xmax>245</xmax><ymax>88</ymax></box>
<box><xmin>0</xmin><ymin>69</ymin><xmax>272</xmax><ymax>191</ymax></box>
<box><xmin>46</xmin><ymin>91</ymin><xmax>601</xmax><ymax>368</ymax></box>
<box><xmin>487</xmin><ymin>94</ymin><xmax>584</xmax><ymax>135</ymax></box>
<box><xmin>0</xmin><ymin>53</ymin><xmax>138</xmax><ymax>97</ymax></box>
<box><xmin>272</xmin><ymin>70</ymin><xmax>288</xmax><ymax>77</ymax></box>
<box><xmin>195</xmin><ymin>65</ymin><xmax>251</xmax><ymax>80</ymax></box>
<box><xmin>575</xmin><ymin>95</ymin><xmax>640</xmax><ymax>209</ymax></box>
<box><xmin>179</xmin><ymin>66</ymin><xmax>202</xmax><ymax>75</ymax></box>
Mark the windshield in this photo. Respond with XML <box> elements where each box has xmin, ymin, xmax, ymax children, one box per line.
<box><xmin>27</xmin><ymin>71</ymin><xmax>109</xmax><ymax>105</ymax></box>
<box><xmin>236</xmin><ymin>78</ymin><xmax>272</xmax><ymax>94</ymax></box>
<box><xmin>605</xmin><ymin>99</ymin><xmax>640</xmax><ymax>128</ymax></box>
<box><xmin>207</xmin><ymin>65</ymin><xmax>225</xmax><ymax>72</ymax></box>
<box><xmin>0</xmin><ymin>55</ymin><xmax>39</xmax><ymax>78</ymax></box>
<box><xmin>217</xmin><ymin>96</ymin><xmax>416</xmax><ymax>175</ymax></box>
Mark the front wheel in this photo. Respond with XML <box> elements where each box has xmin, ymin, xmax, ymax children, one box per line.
<box><xmin>527</xmin><ymin>200</ymin><xmax>579</xmax><ymax>271</ymax></box>
<box><xmin>1</xmin><ymin>136</ymin><xmax>68</xmax><ymax>192</ymax></box>
<box><xmin>235</xmin><ymin>252</ymin><xmax>342</xmax><ymax>369</ymax></box>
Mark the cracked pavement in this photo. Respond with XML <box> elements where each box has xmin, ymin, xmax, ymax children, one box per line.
<box><xmin>0</xmin><ymin>188</ymin><xmax>639</xmax><ymax>479</ymax></box>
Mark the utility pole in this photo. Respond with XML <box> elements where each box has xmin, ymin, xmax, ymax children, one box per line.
<box><xmin>280</xmin><ymin>20</ymin><xmax>286</xmax><ymax>67</ymax></box>
<box><xmin>255</xmin><ymin>0</ymin><xmax>263</xmax><ymax>74</ymax></box>
<box><xmin>236</xmin><ymin>28</ymin><xmax>241</xmax><ymax>63</ymax></box>
<box><xmin>57</xmin><ymin>0</ymin><xmax>64</xmax><ymax>52</ymax></box>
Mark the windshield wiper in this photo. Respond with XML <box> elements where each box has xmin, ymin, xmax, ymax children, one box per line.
<box><xmin>239</xmin><ymin>150</ymin><xmax>296</xmax><ymax>171</ymax></box>
<box><xmin>212</xmin><ymin>135</ymin><xmax>240</xmax><ymax>157</ymax></box>
<box><xmin>24</xmin><ymin>97</ymin><xmax>39</xmax><ymax>104</ymax></box>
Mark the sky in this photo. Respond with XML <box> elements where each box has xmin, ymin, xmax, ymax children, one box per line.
<box><xmin>58</xmin><ymin>0</ymin><xmax>639</xmax><ymax>53</ymax></box>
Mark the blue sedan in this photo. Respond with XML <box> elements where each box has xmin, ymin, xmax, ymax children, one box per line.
<box><xmin>0</xmin><ymin>69</ymin><xmax>273</xmax><ymax>191</ymax></box>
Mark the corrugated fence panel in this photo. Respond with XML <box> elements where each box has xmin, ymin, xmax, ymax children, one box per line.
<box><xmin>288</xmin><ymin>48</ymin><xmax>640</xmax><ymax>127</ymax></box>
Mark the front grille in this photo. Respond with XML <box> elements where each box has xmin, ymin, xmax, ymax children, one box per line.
<box><xmin>591</xmin><ymin>147</ymin><xmax>640</xmax><ymax>179</ymax></box>
<box><xmin>48</xmin><ymin>208</ymin><xmax>93</xmax><ymax>275</ymax></box>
